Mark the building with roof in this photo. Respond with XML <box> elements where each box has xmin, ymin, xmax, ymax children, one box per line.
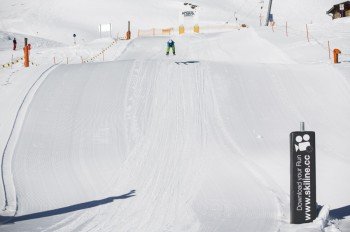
<box><xmin>327</xmin><ymin>1</ymin><xmax>350</xmax><ymax>19</ymax></box>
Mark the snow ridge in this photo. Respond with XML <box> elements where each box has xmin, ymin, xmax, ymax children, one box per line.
<box><xmin>0</xmin><ymin>64</ymin><xmax>59</xmax><ymax>223</ymax></box>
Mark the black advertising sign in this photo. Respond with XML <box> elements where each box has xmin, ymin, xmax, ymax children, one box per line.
<box><xmin>290</xmin><ymin>131</ymin><xmax>317</xmax><ymax>224</ymax></box>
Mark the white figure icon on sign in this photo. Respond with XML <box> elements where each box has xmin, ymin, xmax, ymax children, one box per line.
<box><xmin>295</xmin><ymin>134</ymin><xmax>311</xmax><ymax>152</ymax></box>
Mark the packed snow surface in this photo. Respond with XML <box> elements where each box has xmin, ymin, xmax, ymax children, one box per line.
<box><xmin>1</xmin><ymin>0</ymin><xmax>350</xmax><ymax>232</ymax></box>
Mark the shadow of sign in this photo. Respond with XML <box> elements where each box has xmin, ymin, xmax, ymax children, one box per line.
<box><xmin>330</xmin><ymin>205</ymin><xmax>350</xmax><ymax>220</ymax></box>
<box><xmin>2</xmin><ymin>190</ymin><xmax>136</xmax><ymax>224</ymax></box>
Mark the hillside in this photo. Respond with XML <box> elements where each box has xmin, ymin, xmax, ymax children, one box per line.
<box><xmin>1</xmin><ymin>0</ymin><xmax>350</xmax><ymax>232</ymax></box>
<box><xmin>0</xmin><ymin>0</ymin><xmax>343</xmax><ymax>43</ymax></box>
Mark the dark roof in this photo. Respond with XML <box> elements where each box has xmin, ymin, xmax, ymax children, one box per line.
<box><xmin>327</xmin><ymin>1</ymin><xmax>350</xmax><ymax>14</ymax></box>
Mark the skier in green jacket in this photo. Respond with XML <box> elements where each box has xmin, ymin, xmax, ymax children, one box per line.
<box><xmin>166</xmin><ymin>39</ymin><xmax>176</xmax><ymax>56</ymax></box>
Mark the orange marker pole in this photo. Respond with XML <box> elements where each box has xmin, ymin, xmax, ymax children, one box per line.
<box><xmin>23</xmin><ymin>38</ymin><xmax>29</xmax><ymax>67</ymax></box>
<box><xmin>333</xmin><ymin>49</ymin><xmax>341</xmax><ymax>64</ymax></box>
<box><xmin>126</xmin><ymin>21</ymin><xmax>131</xmax><ymax>40</ymax></box>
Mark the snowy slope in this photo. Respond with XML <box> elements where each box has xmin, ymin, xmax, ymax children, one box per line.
<box><xmin>1</xmin><ymin>0</ymin><xmax>350</xmax><ymax>231</ymax></box>
<box><xmin>0</xmin><ymin>28</ymin><xmax>350</xmax><ymax>231</ymax></box>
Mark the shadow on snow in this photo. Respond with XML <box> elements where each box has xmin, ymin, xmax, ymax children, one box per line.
<box><xmin>175</xmin><ymin>61</ymin><xmax>199</xmax><ymax>65</ymax></box>
<box><xmin>1</xmin><ymin>190</ymin><xmax>135</xmax><ymax>224</ymax></box>
<box><xmin>330</xmin><ymin>205</ymin><xmax>350</xmax><ymax>220</ymax></box>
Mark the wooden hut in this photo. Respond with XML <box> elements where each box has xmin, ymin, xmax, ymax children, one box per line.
<box><xmin>327</xmin><ymin>1</ymin><xmax>350</xmax><ymax>19</ymax></box>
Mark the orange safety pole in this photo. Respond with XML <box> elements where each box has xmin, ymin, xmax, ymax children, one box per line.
<box><xmin>23</xmin><ymin>38</ymin><xmax>29</xmax><ymax>67</ymax></box>
<box><xmin>126</xmin><ymin>21</ymin><xmax>131</xmax><ymax>40</ymax></box>
<box><xmin>23</xmin><ymin>47</ymin><xmax>29</xmax><ymax>67</ymax></box>
<box><xmin>306</xmin><ymin>24</ymin><xmax>310</xmax><ymax>42</ymax></box>
<box><xmin>333</xmin><ymin>49</ymin><xmax>341</xmax><ymax>64</ymax></box>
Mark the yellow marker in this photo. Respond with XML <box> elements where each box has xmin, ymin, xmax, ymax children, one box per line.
<box><xmin>194</xmin><ymin>24</ymin><xmax>200</xmax><ymax>33</ymax></box>
<box><xmin>179</xmin><ymin>25</ymin><xmax>185</xmax><ymax>35</ymax></box>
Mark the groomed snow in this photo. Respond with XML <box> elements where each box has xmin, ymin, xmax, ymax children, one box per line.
<box><xmin>1</xmin><ymin>0</ymin><xmax>350</xmax><ymax>231</ymax></box>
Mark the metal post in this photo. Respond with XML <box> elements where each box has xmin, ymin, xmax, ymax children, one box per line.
<box><xmin>265</xmin><ymin>0</ymin><xmax>273</xmax><ymax>26</ymax></box>
<box><xmin>328</xmin><ymin>41</ymin><xmax>331</xmax><ymax>60</ymax></box>
<box><xmin>300</xmin><ymin>122</ymin><xmax>305</xmax><ymax>131</ymax></box>
<box><xmin>99</xmin><ymin>24</ymin><xmax>101</xmax><ymax>38</ymax></box>
<box><xmin>110</xmin><ymin>23</ymin><xmax>112</xmax><ymax>37</ymax></box>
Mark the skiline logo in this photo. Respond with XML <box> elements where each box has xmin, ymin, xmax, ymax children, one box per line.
<box><xmin>294</xmin><ymin>134</ymin><xmax>312</xmax><ymax>152</ymax></box>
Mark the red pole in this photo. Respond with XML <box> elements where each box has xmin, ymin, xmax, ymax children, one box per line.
<box><xmin>260</xmin><ymin>14</ymin><xmax>262</xmax><ymax>26</ymax></box>
<box><xmin>306</xmin><ymin>24</ymin><xmax>310</xmax><ymax>42</ymax></box>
